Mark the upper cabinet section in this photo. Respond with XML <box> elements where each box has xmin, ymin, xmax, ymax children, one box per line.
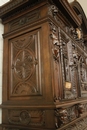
<box><xmin>0</xmin><ymin>0</ymin><xmax>81</xmax><ymax>25</ymax></box>
<box><xmin>71</xmin><ymin>1</ymin><xmax>87</xmax><ymax>47</ymax></box>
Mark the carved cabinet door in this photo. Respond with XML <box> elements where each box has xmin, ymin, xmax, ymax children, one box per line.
<box><xmin>3</xmin><ymin>30</ymin><xmax>43</xmax><ymax>103</ymax></box>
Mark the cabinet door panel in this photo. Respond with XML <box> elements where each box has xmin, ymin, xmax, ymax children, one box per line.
<box><xmin>8</xmin><ymin>30</ymin><xmax>42</xmax><ymax>100</ymax></box>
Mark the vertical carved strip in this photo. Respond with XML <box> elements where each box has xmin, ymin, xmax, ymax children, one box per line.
<box><xmin>50</xmin><ymin>22</ymin><xmax>62</xmax><ymax>100</ymax></box>
<box><xmin>58</xmin><ymin>27</ymin><xmax>65</xmax><ymax>99</ymax></box>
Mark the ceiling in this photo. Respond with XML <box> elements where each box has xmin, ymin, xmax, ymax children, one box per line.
<box><xmin>0</xmin><ymin>0</ymin><xmax>10</xmax><ymax>6</ymax></box>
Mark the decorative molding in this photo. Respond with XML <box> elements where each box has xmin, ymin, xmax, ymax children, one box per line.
<box><xmin>9</xmin><ymin>10</ymin><xmax>40</xmax><ymax>31</ymax></box>
<box><xmin>3</xmin><ymin>128</ymin><xmax>19</xmax><ymax>130</ymax></box>
<box><xmin>0</xmin><ymin>0</ymin><xmax>26</xmax><ymax>17</ymax></box>
<box><xmin>8</xmin><ymin>110</ymin><xmax>45</xmax><ymax>126</ymax></box>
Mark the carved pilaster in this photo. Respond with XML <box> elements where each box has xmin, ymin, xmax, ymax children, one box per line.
<box><xmin>49</xmin><ymin>22</ymin><xmax>61</xmax><ymax>100</ymax></box>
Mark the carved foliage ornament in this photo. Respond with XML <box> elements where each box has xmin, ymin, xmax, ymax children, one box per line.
<box><xmin>49</xmin><ymin>22</ymin><xmax>60</xmax><ymax>61</ymax></box>
<box><xmin>0</xmin><ymin>0</ymin><xmax>24</xmax><ymax>14</ymax></box>
<box><xmin>55</xmin><ymin>102</ymin><xmax>87</xmax><ymax>129</ymax></box>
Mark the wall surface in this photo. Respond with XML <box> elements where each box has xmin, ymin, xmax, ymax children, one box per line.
<box><xmin>0</xmin><ymin>0</ymin><xmax>9</xmax><ymax>6</ymax></box>
<box><xmin>0</xmin><ymin>0</ymin><xmax>10</xmax><ymax>124</ymax></box>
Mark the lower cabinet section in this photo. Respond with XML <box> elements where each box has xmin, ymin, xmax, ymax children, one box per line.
<box><xmin>1</xmin><ymin>109</ymin><xmax>55</xmax><ymax>130</ymax></box>
<box><xmin>1</xmin><ymin>104</ymin><xmax>87</xmax><ymax>130</ymax></box>
<box><xmin>2</xmin><ymin>116</ymin><xmax>87</xmax><ymax>130</ymax></box>
<box><xmin>7</xmin><ymin>110</ymin><xmax>45</xmax><ymax>126</ymax></box>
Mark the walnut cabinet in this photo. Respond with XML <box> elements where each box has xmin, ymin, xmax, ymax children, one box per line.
<box><xmin>0</xmin><ymin>0</ymin><xmax>87</xmax><ymax>130</ymax></box>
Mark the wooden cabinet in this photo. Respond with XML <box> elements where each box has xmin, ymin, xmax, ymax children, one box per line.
<box><xmin>0</xmin><ymin>0</ymin><xmax>87</xmax><ymax>129</ymax></box>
